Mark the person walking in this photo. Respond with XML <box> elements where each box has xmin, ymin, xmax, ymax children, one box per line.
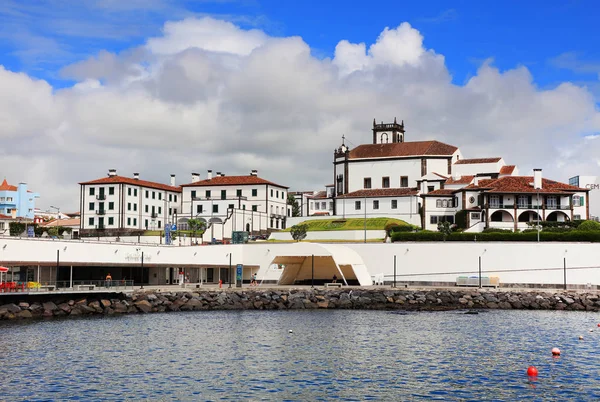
<box><xmin>332</xmin><ymin>274</ymin><xmax>338</xmax><ymax>283</ymax></box>
<box><xmin>105</xmin><ymin>273</ymin><xmax>112</xmax><ymax>288</ymax></box>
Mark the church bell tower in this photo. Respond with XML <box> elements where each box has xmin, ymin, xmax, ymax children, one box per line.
<box><xmin>372</xmin><ymin>117</ymin><xmax>405</xmax><ymax>144</ymax></box>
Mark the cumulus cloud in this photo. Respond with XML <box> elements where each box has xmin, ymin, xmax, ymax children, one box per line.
<box><xmin>1</xmin><ymin>17</ymin><xmax>600</xmax><ymax>212</ymax></box>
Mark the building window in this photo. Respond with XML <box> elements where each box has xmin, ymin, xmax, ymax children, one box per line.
<box><xmin>145</xmin><ymin>205</ymin><xmax>149</xmax><ymax>213</ymax></box>
<box><xmin>191</xmin><ymin>190</ymin><xmax>196</xmax><ymax>199</ymax></box>
<box><xmin>574</xmin><ymin>195</ymin><xmax>584</xmax><ymax>206</ymax></box>
<box><xmin>152</xmin><ymin>191</ymin><xmax>156</xmax><ymax>199</ymax></box>
<box><xmin>128</xmin><ymin>203</ymin><xmax>131</xmax><ymax>211</ymax></box>
<box><xmin>276</xmin><ymin>191</ymin><xmax>279</xmax><ymax>198</ymax></box>
<box><xmin>547</xmin><ymin>196</ymin><xmax>557</xmax><ymax>209</ymax></box>
<box><xmin>229</xmin><ymin>204</ymin><xmax>234</xmax><ymax>210</ymax></box>
<box><xmin>174</xmin><ymin>195</ymin><xmax>177</xmax><ymax>202</ymax></box>
<box><xmin>401</xmin><ymin>176</ymin><xmax>408</xmax><ymax>187</ymax></box>
<box><xmin>373</xmin><ymin>200</ymin><xmax>379</xmax><ymax>210</ymax></box>
<box><xmin>128</xmin><ymin>188</ymin><xmax>132</xmax><ymax>196</ymax></box>
<box><xmin>158</xmin><ymin>206</ymin><xmax>162</xmax><ymax>214</ymax></box>
<box><xmin>364</xmin><ymin>178</ymin><xmax>372</xmax><ymax>189</ymax></box>
<box><xmin>134</xmin><ymin>204</ymin><xmax>137</xmax><ymax>211</ymax></box>
<box><xmin>489</xmin><ymin>195</ymin><xmax>500</xmax><ymax>208</ymax></box>
<box><xmin>127</xmin><ymin>217</ymin><xmax>131</xmax><ymax>225</ymax></box>
<box><xmin>158</xmin><ymin>193</ymin><xmax>162</xmax><ymax>200</ymax></box>
<box><xmin>315</xmin><ymin>203</ymin><xmax>320</xmax><ymax>210</ymax></box>
<box><xmin>242</xmin><ymin>205</ymin><xmax>246</xmax><ymax>210</ymax></box>
<box><xmin>109</xmin><ymin>187</ymin><xmax>114</xmax><ymax>195</ymax></box>
<box><xmin>436</xmin><ymin>200</ymin><xmax>441</xmax><ymax>208</ymax></box>
<box><xmin>430</xmin><ymin>216</ymin><xmax>438</xmax><ymax>224</ymax></box>
<box><xmin>329</xmin><ymin>202</ymin><xmax>333</xmax><ymax>211</ymax></box>
<box><xmin>108</xmin><ymin>217</ymin><xmax>114</xmax><ymax>225</ymax></box>
<box><xmin>427</xmin><ymin>186</ymin><xmax>435</xmax><ymax>193</ymax></box>
<box><xmin>158</xmin><ymin>221</ymin><xmax>161</xmax><ymax>229</ymax></box>
<box><xmin>134</xmin><ymin>189</ymin><xmax>138</xmax><ymax>197</ymax></box>
<box><xmin>574</xmin><ymin>214</ymin><xmax>581</xmax><ymax>220</ymax></box>
<box><xmin>271</xmin><ymin>189</ymin><xmax>273</xmax><ymax>197</ymax></box>
<box><xmin>133</xmin><ymin>218</ymin><xmax>137</xmax><ymax>226</ymax></box>
<box><xmin>518</xmin><ymin>195</ymin><xmax>528</xmax><ymax>208</ymax></box>
<box><xmin>88</xmin><ymin>217</ymin><xmax>94</xmax><ymax>226</ymax></box>
<box><xmin>391</xmin><ymin>200</ymin><xmax>398</xmax><ymax>209</ymax></box>
<box><xmin>145</xmin><ymin>219</ymin><xmax>148</xmax><ymax>229</ymax></box>
<box><xmin>321</xmin><ymin>202</ymin><xmax>326</xmax><ymax>210</ymax></box>
<box><xmin>355</xmin><ymin>201</ymin><xmax>361</xmax><ymax>210</ymax></box>
<box><xmin>206</xmin><ymin>190</ymin><xmax>211</xmax><ymax>199</ymax></box>
<box><xmin>382</xmin><ymin>177</ymin><xmax>390</xmax><ymax>188</ymax></box>
<box><xmin>237</xmin><ymin>189</ymin><xmax>242</xmax><ymax>197</ymax></box>
<box><xmin>252</xmin><ymin>189</ymin><xmax>257</xmax><ymax>197</ymax></box>
<box><xmin>270</xmin><ymin>219</ymin><xmax>274</xmax><ymax>227</ymax></box>
<box><xmin>169</xmin><ymin>194</ymin><xmax>172</xmax><ymax>202</ymax></box>
<box><xmin>169</xmin><ymin>208</ymin><xmax>172</xmax><ymax>215</ymax></box>
<box><xmin>222</xmin><ymin>190</ymin><xmax>227</xmax><ymax>200</ymax></box>
<box><xmin>276</xmin><ymin>220</ymin><xmax>279</xmax><ymax>229</ymax></box>
<box><xmin>89</xmin><ymin>202</ymin><xmax>94</xmax><ymax>211</ymax></box>
<box><xmin>442</xmin><ymin>200</ymin><xmax>448</xmax><ymax>208</ymax></box>
<box><xmin>213</xmin><ymin>204</ymin><xmax>219</xmax><ymax>213</ymax></box>
<box><xmin>252</xmin><ymin>205</ymin><xmax>257</xmax><ymax>212</ymax></box>
<box><xmin>89</xmin><ymin>187</ymin><xmax>95</xmax><ymax>196</ymax></box>
<box><xmin>108</xmin><ymin>202</ymin><xmax>114</xmax><ymax>210</ymax></box>
<box><xmin>145</xmin><ymin>190</ymin><xmax>149</xmax><ymax>198</ymax></box>
<box><xmin>197</xmin><ymin>205</ymin><xmax>203</xmax><ymax>214</ymax></box>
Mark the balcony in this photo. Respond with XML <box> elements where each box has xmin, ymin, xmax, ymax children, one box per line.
<box><xmin>487</xmin><ymin>204</ymin><xmax>514</xmax><ymax>209</ymax></box>
<box><xmin>96</xmin><ymin>194</ymin><xmax>106</xmax><ymax>200</ymax></box>
<box><xmin>151</xmin><ymin>213</ymin><xmax>158</xmax><ymax>219</ymax></box>
<box><xmin>97</xmin><ymin>224</ymin><xmax>105</xmax><ymax>230</ymax></box>
<box><xmin>96</xmin><ymin>210</ymin><xmax>106</xmax><ymax>215</ymax></box>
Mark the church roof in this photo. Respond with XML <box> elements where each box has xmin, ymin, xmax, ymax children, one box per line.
<box><xmin>0</xmin><ymin>179</ymin><xmax>17</xmax><ymax>191</ymax></box>
<box><xmin>348</xmin><ymin>141</ymin><xmax>458</xmax><ymax>159</ymax></box>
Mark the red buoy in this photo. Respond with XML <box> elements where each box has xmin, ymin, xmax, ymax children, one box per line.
<box><xmin>527</xmin><ymin>366</ymin><xmax>538</xmax><ymax>376</ymax></box>
<box><xmin>552</xmin><ymin>347</ymin><xmax>561</xmax><ymax>356</ymax></box>
<box><xmin>597</xmin><ymin>323</ymin><xmax>600</xmax><ymax>327</ymax></box>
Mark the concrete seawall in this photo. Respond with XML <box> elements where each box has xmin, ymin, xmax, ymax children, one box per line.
<box><xmin>2</xmin><ymin>288</ymin><xmax>600</xmax><ymax>320</ymax></box>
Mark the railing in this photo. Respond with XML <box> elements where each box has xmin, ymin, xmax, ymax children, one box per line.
<box><xmin>96</xmin><ymin>210</ymin><xmax>106</xmax><ymax>215</ymax></box>
<box><xmin>97</xmin><ymin>224</ymin><xmax>105</xmax><ymax>229</ymax></box>
<box><xmin>151</xmin><ymin>213</ymin><xmax>158</xmax><ymax>218</ymax></box>
<box><xmin>0</xmin><ymin>280</ymin><xmax>135</xmax><ymax>293</ymax></box>
<box><xmin>96</xmin><ymin>194</ymin><xmax>106</xmax><ymax>200</ymax></box>
<box><xmin>487</xmin><ymin>204</ymin><xmax>515</xmax><ymax>209</ymax></box>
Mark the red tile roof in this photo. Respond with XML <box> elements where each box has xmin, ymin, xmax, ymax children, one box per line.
<box><xmin>0</xmin><ymin>179</ymin><xmax>17</xmax><ymax>191</ymax></box>
<box><xmin>445</xmin><ymin>175</ymin><xmax>474</xmax><ymax>185</ymax></box>
<box><xmin>308</xmin><ymin>191</ymin><xmax>327</xmax><ymax>199</ymax></box>
<box><xmin>79</xmin><ymin>175</ymin><xmax>182</xmax><ymax>192</ymax></box>
<box><xmin>338</xmin><ymin>188</ymin><xmax>419</xmax><ymax>198</ymax></box>
<box><xmin>499</xmin><ymin>165</ymin><xmax>516</xmax><ymax>175</ymax></box>
<box><xmin>181</xmin><ymin>175</ymin><xmax>288</xmax><ymax>188</ymax></box>
<box><xmin>0</xmin><ymin>213</ymin><xmax>12</xmax><ymax>219</ymax></box>
<box><xmin>433</xmin><ymin>172</ymin><xmax>449</xmax><ymax>179</ymax></box>
<box><xmin>41</xmin><ymin>218</ymin><xmax>81</xmax><ymax>227</ymax></box>
<box><xmin>422</xmin><ymin>189</ymin><xmax>456</xmax><ymax>197</ymax></box>
<box><xmin>455</xmin><ymin>157</ymin><xmax>502</xmax><ymax>165</ymax></box>
<box><xmin>464</xmin><ymin>176</ymin><xmax>587</xmax><ymax>194</ymax></box>
<box><xmin>349</xmin><ymin>141</ymin><xmax>458</xmax><ymax>159</ymax></box>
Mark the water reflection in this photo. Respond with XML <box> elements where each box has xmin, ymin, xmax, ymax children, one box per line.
<box><xmin>0</xmin><ymin>310</ymin><xmax>599</xmax><ymax>400</ymax></box>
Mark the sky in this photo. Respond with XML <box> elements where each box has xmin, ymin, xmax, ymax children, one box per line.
<box><xmin>1</xmin><ymin>0</ymin><xmax>600</xmax><ymax>212</ymax></box>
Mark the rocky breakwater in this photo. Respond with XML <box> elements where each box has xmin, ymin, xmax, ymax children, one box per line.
<box><xmin>2</xmin><ymin>288</ymin><xmax>600</xmax><ymax>320</ymax></box>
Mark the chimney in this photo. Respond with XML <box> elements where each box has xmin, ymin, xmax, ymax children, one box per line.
<box><xmin>220</xmin><ymin>173</ymin><xmax>225</xmax><ymax>177</ymax></box>
<box><xmin>170</xmin><ymin>174</ymin><xmax>176</xmax><ymax>186</ymax></box>
<box><xmin>421</xmin><ymin>179</ymin><xmax>428</xmax><ymax>194</ymax></box>
<box><xmin>11</xmin><ymin>209</ymin><xmax>16</xmax><ymax>219</ymax></box>
<box><xmin>473</xmin><ymin>177</ymin><xmax>479</xmax><ymax>186</ymax></box>
<box><xmin>533</xmin><ymin>169</ymin><xmax>542</xmax><ymax>189</ymax></box>
<box><xmin>216</xmin><ymin>172</ymin><xmax>221</xmax><ymax>177</ymax></box>
<box><xmin>191</xmin><ymin>173</ymin><xmax>200</xmax><ymax>183</ymax></box>
<box><xmin>452</xmin><ymin>172</ymin><xmax>460</xmax><ymax>181</ymax></box>
<box><xmin>108</xmin><ymin>169</ymin><xmax>117</xmax><ymax>177</ymax></box>
<box><xmin>133</xmin><ymin>173</ymin><xmax>139</xmax><ymax>180</ymax></box>
<box><xmin>207</xmin><ymin>170</ymin><xmax>212</xmax><ymax>180</ymax></box>
<box><xmin>250</xmin><ymin>170</ymin><xmax>258</xmax><ymax>176</ymax></box>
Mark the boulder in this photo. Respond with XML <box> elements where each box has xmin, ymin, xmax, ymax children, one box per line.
<box><xmin>134</xmin><ymin>300</ymin><xmax>153</xmax><ymax>313</ymax></box>
<box><xmin>100</xmin><ymin>299</ymin><xmax>112</xmax><ymax>308</ymax></box>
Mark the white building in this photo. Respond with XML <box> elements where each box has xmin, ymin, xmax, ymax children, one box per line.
<box><xmin>569</xmin><ymin>176</ymin><xmax>599</xmax><ymax>221</ymax></box>
<box><xmin>179</xmin><ymin>170</ymin><xmax>289</xmax><ymax>240</ymax></box>
<box><xmin>79</xmin><ymin>169</ymin><xmax>182</xmax><ymax>235</ymax></box>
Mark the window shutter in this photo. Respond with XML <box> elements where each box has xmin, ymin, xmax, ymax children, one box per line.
<box><xmin>581</xmin><ymin>196</ymin><xmax>585</xmax><ymax>206</ymax></box>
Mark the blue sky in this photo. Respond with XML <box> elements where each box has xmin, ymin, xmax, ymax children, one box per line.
<box><xmin>1</xmin><ymin>0</ymin><xmax>599</xmax><ymax>93</ymax></box>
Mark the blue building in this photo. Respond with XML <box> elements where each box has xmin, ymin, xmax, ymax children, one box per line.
<box><xmin>0</xmin><ymin>179</ymin><xmax>40</xmax><ymax>219</ymax></box>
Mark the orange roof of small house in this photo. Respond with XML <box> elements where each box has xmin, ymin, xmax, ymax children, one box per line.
<box><xmin>0</xmin><ymin>179</ymin><xmax>17</xmax><ymax>191</ymax></box>
<box><xmin>445</xmin><ymin>175</ymin><xmax>474</xmax><ymax>185</ymax></box>
<box><xmin>499</xmin><ymin>165</ymin><xmax>516</xmax><ymax>175</ymax></box>
<box><xmin>454</xmin><ymin>157</ymin><xmax>502</xmax><ymax>165</ymax></box>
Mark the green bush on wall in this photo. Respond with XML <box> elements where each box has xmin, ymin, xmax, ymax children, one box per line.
<box><xmin>391</xmin><ymin>230</ymin><xmax>600</xmax><ymax>242</ymax></box>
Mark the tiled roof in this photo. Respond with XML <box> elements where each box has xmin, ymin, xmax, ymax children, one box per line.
<box><xmin>41</xmin><ymin>218</ymin><xmax>80</xmax><ymax>227</ymax></box>
<box><xmin>308</xmin><ymin>191</ymin><xmax>327</xmax><ymax>199</ymax></box>
<box><xmin>349</xmin><ymin>141</ymin><xmax>458</xmax><ymax>159</ymax></box>
<box><xmin>464</xmin><ymin>176</ymin><xmax>587</xmax><ymax>194</ymax></box>
<box><xmin>445</xmin><ymin>175</ymin><xmax>474</xmax><ymax>185</ymax></box>
<box><xmin>181</xmin><ymin>175</ymin><xmax>288</xmax><ymax>189</ymax></box>
<box><xmin>79</xmin><ymin>175</ymin><xmax>182</xmax><ymax>192</ymax></box>
<box><xmin>338</xmin><ymin>188</ymin><xmax>419</xmax><ymax>198</ymax></box>
<box><xmin>433</xmin><ymin>172</ymin><xmax>449</xmax><ymax>179</ymax></box>
<box><xmin>0</xmin><ymin>179</ymin><xmax>17</xmax><ymax>191</ymax></box>
<box><xmin>0</xmin><ymin>213</ymin><xmax>12</xmax><ymax>219</ymax></box>
<box><xmin>499</xmin><ymin>165</ymin><xmax>516</xmax><ymax>175</ymax></box>
<box><xmin>422</xmin><ymin>189</ymin><xmax>456</xmax><ymax>197</ymax></box>
<box><xmin>454</xmin><ymin>157</ymin><xmax>502</xmax><ymax>165</ymax></box>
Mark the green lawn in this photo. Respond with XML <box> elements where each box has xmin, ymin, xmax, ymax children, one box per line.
<box><xmin>283</xmin><ymin>217</ymin><xmax>410</xmax><ymax>232</ymax></box>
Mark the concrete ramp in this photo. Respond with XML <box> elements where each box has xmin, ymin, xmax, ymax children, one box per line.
<box><xmin>271</xmin><ymin>243</ymin><xmax>371</xmax><ymax>286</ymax></box>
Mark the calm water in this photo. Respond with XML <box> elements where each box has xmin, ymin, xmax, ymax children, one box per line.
<box><xmin>1</xmin><ymin>309</ymin><xmax>599</xmax><ymax>401</ymax></box>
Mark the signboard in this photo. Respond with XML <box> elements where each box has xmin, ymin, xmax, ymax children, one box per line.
<box><xmin>171</xmin><ymin>224</ymin><xmax>177</xmax><ymax>231</ymax></box>
<box><xmin>236</xmin><ymin>264</ymin><xmax>243</xmax><ymax>287</ymax></box>
<box><xmin>232</xmin><ymin>231</ymin><xmax>249</xmax><ymax>244</ymax></box>
<box><xmin>27</xmin><ymin>226</ymin><xmax>34</xmax><ymax>238</ymax></box>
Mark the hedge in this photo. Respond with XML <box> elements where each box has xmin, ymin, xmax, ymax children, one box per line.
<box><xmin>391</xmin><ymin>230</ymin><xmax>600</xmax><ymax>242</ymax></box>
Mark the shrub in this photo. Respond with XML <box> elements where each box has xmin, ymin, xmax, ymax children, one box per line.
<box><xmin>391</xmin><ymin>230</ymin><xmax>600</xmax><ymax>242</ymax></box>
<box><xmin>290</xmin><ymin>224</ymin><xmax>308</xmax><ymax>241</ymax></box>
<box><xmin>482</xmin><ymin>228</ymin><xmax>513</xmax><ymax>233</ymax></box>
<box><xmin>454</xmin><ymin>210</ymin><xmax>468</xmax><ymax>229</ymax></box>
<box><xmin>576</xmin><ymin>220</ymin><xmax>600</xmax><ymax>231</ymax></box>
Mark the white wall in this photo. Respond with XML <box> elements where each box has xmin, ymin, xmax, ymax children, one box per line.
<box><xmin>269</xmin><ymin>230</ymin><xmax>387</xmax><ymax>241</ymax></box>
<box><xmin>347</xmin><ymin>159</ymin><xmax>422</xmax><ymax>191</ymax></box>
<box><xmin>335</xmin><ymin>197</ymin><xmax>421</xmax><ymax>226</ymax></box>
<box><xmin>4</xmin><ymin>238</ymin><xmax>600</xmax><ymax>287</ymax></box>
<box><xmin>452</xmin><ymin>160</ymin><xmax>502</xmax><ymax>176</ymax></box>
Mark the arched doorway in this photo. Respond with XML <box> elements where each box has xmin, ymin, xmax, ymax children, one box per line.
<box><xmin>490</xmin><ymin>210</ymin><xmax>514</xmax><ymax>222</ymax></box>
<box><xmin>546</xmin><ymin>211</ymin><xmax>570</xmax><ymax>222</ymax></box>
<box><xmin>518</xmin><ymin>211</ymin><xmax>541</xmax><ymax>223</ymax></box>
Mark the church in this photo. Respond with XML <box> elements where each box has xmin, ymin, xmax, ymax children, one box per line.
<box><xmin>297</xmin><ymin>118</ymin><xmax>589</xmax><ymax>232</ymax></box>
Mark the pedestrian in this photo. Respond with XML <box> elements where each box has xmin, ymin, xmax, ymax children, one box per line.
<box><xmin>332</xmin><ymin>274</ymin><xmax>337</xmax><ymax>283</ymax></box>
<box><xmin>251</xmin><ymin>273</ymin><xmax>257</xmax><ymax>286</ymax></box>
<box><xmin>105</xmin><ymin>273</ymin><xmax>112</xmax><ymax>288</ymax></box>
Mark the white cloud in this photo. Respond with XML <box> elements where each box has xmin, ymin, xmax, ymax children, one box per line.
<box><xmin>2</xmin><ymin>17</ymin><xmax>600</xmax><ymax>212</ymax></box>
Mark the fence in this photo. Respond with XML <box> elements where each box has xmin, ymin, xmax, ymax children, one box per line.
<box><xmin>0</xmin><ymin>280</ymin><xmax>135</xmax><ymax>294</ymax></box>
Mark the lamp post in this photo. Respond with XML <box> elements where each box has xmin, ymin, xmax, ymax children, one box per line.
<box><xmin>227</xmin><ymin>253</ymin><xmax>232</xmax><ymax>288</ymax></box>
<box><xmin>537</xmin><ymin>191</ymin><xmax>540</xmax><ymax>242</ymax></box>
<box><xmin>364</xmin><ymin>196</ymin><xmax>367</xmax><ymax>243</ymax></box>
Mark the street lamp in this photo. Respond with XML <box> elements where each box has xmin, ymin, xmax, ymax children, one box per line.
<box><xmin>226</xmin><ymin>253</ymin><xmax>232</xmax><ymax>288</ymax></box>
<box><xmin>50</xmin><ymin>205</ymin><xmax>60</xmax><ymax>217</ymax></box>
<box><xmin>536</xmin><ymin>191</ymin><xmax>540</xmax><ymax>242</ymax></box>
<box><xmin>364</xmin><ymin>196</ymin><xmax>367</xmax><ymax>243</ymax></box>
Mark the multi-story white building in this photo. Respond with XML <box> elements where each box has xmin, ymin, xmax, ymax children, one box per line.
<box><xmin>179</xmin><ymin>170</ymin><xmax>289</xmax><ymax>240</ymax></box>
<box><xmin>569</xmin><ymin>175</ymin><xmax>599</xmax><ymax>221</ymax></box>
<box><xmin>79</xmin><ymin>169</ymin><xmax>182</xmax><ymax>235</ymax></box>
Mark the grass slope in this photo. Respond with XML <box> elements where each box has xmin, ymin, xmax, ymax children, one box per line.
<box><xmin>283</xmin><ymin>217</ymin><xmax>410</xmax><ymax>232</ymax></box>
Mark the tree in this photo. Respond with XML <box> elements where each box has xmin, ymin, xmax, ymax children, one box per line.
<box><xmin>287</xmin><ymin>193</ymin><xmax>301</xmax><ymax>217</ymax></box>
<box><xmin>290</xmin><ymin>224</ymin><xmax>308</xmax><ymax>241</ymax></box>
<box><xmin>437</xmin><ymin>221</ymin><xmax>452</xmax><ymax>241</ymax></box>
<box><xmin>187</xmin><ymin>218</ymin><xmax>206</xmax><ymax>243</ymax></box>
